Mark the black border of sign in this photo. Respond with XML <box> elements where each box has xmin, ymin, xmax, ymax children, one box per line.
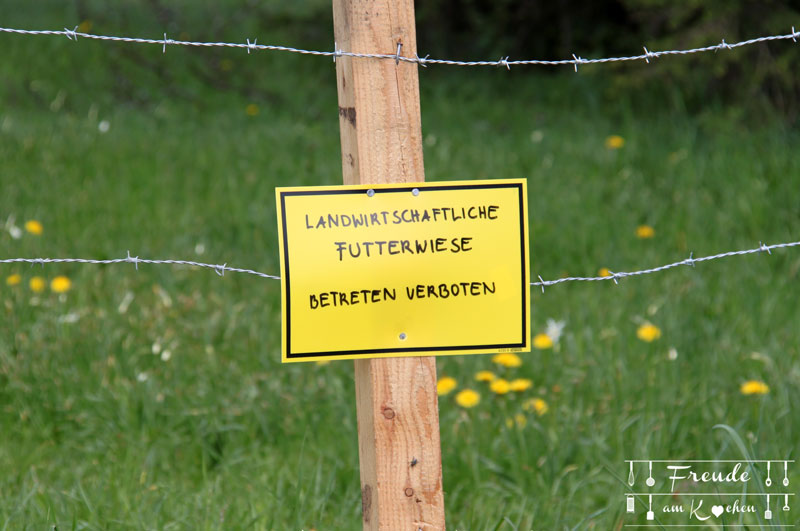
<box><xmin>279</xmin><ymin>181</ymin><xmax>528</xmax><ymax>359</ymax></box>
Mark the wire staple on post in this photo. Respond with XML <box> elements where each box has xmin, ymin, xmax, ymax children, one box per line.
<box><xmin>395</xmin><ymin>42</ymin><xmax>403</xmax><ymax>65</ymax></box>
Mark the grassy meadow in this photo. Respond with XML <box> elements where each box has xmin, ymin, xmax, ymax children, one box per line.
<box><xmin>1</xmin><ymin>3</ymin><xmax>799</xmax><ymax>529</ymax></box>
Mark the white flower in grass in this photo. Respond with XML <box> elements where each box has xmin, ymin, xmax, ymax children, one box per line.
<box><xmin>58</xmin><ymin>312</ymin><xmax>80</xmax><ymax>324</ymax></box>
<box><xmin>5</xmin><ymin>215</ymin><xmax>23</xmax><ymax>239</ymax></box>
<box><xmin>544</xmin><ymin>319</ymin><xmax>566</xmax><ymax>344</ymax></box>
<box><xmin>117</xmin><ymin>291</ymin><xmax>134</xmax><ymax>314</ymax></box>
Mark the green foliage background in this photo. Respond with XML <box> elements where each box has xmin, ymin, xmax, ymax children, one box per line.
<box><xmin>1</xmin><ymin>1</ymin><xmax>799</xmax><ymax>529</ymax></box>
<box><xmin>416</xmin><ymin>0</ymin><xmax>800</xmax><ymax>118</ymax></box>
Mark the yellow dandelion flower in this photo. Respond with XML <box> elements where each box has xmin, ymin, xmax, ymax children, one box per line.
<box><xmin>77</xmin><ymin>20</ymin><xmax>93</xmax><ymax>33</ymax></box>
<box><xmin>245</xmin><ymin>103</ymin><xmax>260</xmax><ymax>116</ymax></box>
<box><xmin>475</xmin><ymin>370</ymin><xmax>497</xmax><ymax>382</ymax></box>
<box><xmin>598</xmin><ymin>267</ymin><xmax>612</xmax><ymax>277</ymax></box>
<box><xmin>455</xmin><ymin>389</ymin><xmax>480</xmax><ymax>408</ymax></box>
<box><xmin>505</xmin><ymin>414</ymin><xmax>528</xmax><ymax>428</ymax></box>
<box><xmin>437</xmin><ymin>376</ymin><xmax>457</xmax><ymax>396</ymax></box>
<box><xmin>29</xmin><ymin>276</ymin><xmax>45</xmax><ymax>293</ymax></box>
<box><xmin>636</xmin><ymin>323</ymin><xmax>662</xmax><ymax>342</ymax></box>
<box><xmin>490</xmin><ymin>378</ymin><xmax>511</xmax><ymax>395</ymax></box>
<box><xmin>50</xmin><ymin>276</ymin><xmax>71</xmax><ymax>293</ymax></box>
<box><xmin>509</xmin><ymin>378</ymin><xmax>533</xmax><ymax>392</ymax></box>
<box><xmin>24</xmin><ymin>220</ymin><xmax>43</xmax><ymax>235</ymax></box>
<box><xmin>636</xmin><ymin>225</ymin><xmax>655</xmax><ymax>239</ymax></box>
<box><xmin>533</xmin><ymin>333</ymin><xmax>553</xmax><ymax>350</ymax></box>
<box><xmin>6</xmin><ymin>274</ymin><xmax>22</xmax><ymax>287</ymax></box>
<box><xmin>605</xmin><ymin>135</ymin><xmax>625</xmax><ymax>149</ymax></box>
<box><xmin>492</xmin><ymin>352</ymin><xmax>522</xmax><ymax>368</ymax></box>
<box><xmin>523</xmin><ymin>397</ymin><xmax>549</xmax><ymax>415</ymax></box>
<box><xmin>740</xmin><ymin>380</ymin><xmax>769</xmax><ymax>395</ymax></box>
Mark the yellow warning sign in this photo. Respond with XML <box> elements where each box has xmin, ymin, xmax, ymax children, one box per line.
<box><xmin>275</xmin><ymin>179</ymin><xmax>530</xmax><ymax>362</ymax></box>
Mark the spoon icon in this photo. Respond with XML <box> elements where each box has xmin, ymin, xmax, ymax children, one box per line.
<box><xmin>766</xmin><ymin>461</ymin><xmax>772</xmax><ymax>487</ymax></box>
<box><xmin>646</xmin><ymin>461</ymin><xmax>655</xmax><ymax>487</ymax></box>
<box><xmin>628</xmin><ymin>461</ymin><xmax>635</xmax><ymax>486</ymax></box>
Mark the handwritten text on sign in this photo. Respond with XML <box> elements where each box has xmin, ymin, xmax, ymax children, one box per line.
<box><xmin>275</xmin><ymin>180</ymin><xmax>530</xmax><ymax>362</ymax></box>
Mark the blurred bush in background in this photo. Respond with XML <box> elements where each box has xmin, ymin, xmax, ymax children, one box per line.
<box><xmin>416</xmin><ymin>0</ymin><xmax>800</xmax><ymax>118</ymax></box>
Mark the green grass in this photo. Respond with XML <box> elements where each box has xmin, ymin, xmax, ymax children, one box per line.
<box><xmin>1</xmin><ymin>4</ymin><xmax>799</xmax><ymax>529</ymax></box>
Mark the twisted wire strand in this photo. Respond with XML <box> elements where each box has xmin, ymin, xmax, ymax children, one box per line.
<box><xmin>2</xmin><ymin>240</ymin><xmax>798</xmax><ymax>289</ymax></box>
<box><xmin>531</xmin><ymin>241</ymin><xmax>800</xmax><ymax>290</ymax></box>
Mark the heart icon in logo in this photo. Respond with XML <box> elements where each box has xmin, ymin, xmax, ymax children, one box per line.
<box><xmin>711</xmin><ymin>505</ymin><xmax>724</xmax><ymax>518</ymax></box>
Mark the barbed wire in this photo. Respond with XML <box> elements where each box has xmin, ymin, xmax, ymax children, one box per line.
<box><xmin>2</xmin><ymin>241</ymin><xmax>798</xmax><ymax>290</ymax></box>
<box><xmin>1</xmin><ymin>25</ymin><xmax>798</xmax><ymax>70</ymax></box>
<box><xmin>532</xmin><ymin>240</ymin><xmax>800</xmax><ymax>291</ymax></box>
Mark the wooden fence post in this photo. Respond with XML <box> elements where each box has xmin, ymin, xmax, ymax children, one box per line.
<box><xmin>331</xmin><ymin>0</ymin><xmax>446</xmax><ymax>529</ymax></box>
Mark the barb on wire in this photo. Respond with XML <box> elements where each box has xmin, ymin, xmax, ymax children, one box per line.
<box><xmin>531</xmin><ymin>240</ymin><xmax>800</xmax><ymax>289</ymax></box>
<box><xmin>1</xmin><ymin>240</ymin><xmax>798</xmax><ymax>290</ymax></box>
<box><xmin>64</xmin><ymin>26</ymin><xmax>78</xmax><ymax>41</ymax></box>
<box><xmin>1</xmin><ymin>25</ymin><xmax>799</xmax><ymax>69</ymax></box>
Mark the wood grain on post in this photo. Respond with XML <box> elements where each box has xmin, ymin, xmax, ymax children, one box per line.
<box><xmin>331</xmin><ymin>0</ymin><xmax>446</xmax><ymax>529</ymax></box>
